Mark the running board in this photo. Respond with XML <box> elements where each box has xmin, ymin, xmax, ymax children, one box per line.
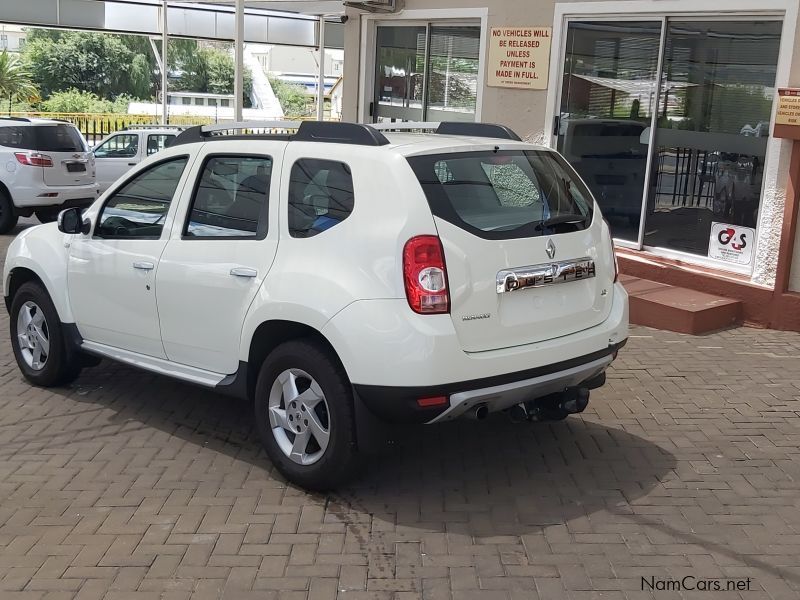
<box><xmin>81</xmin><ymin>341</ymin><xmax>226</xmax><ymax>388</ymax></box>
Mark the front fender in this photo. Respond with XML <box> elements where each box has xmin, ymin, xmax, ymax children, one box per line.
<box><xmin>3</xmin><ymin>224</ymin><xmax>74</xmax><ymax>322</ymax></box>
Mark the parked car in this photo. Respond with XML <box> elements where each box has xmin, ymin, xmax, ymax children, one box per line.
<box><xmin>0</xmin><ymin>117</ymin><xmax>97</xmax><ymax>233</ymax></box>
<box><xmin>3</xmin><ymin>121</ymin><xmax>629</xmax><ymax>489</ymax></box>
<box><xmin>93</xmin><ymin>125</ymin><xmax>183</xmax><ymax>194</ymax></box>
<box><xmin>557</xmin><ymin>118</ymin><xmax>649</xmax><ymax>225</ymax></box>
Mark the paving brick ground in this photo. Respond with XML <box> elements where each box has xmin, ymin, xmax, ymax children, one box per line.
<box><xmin>1</xmin><ymin>221</ymin><xmax>800</xmax><ymax>599</ymax></box>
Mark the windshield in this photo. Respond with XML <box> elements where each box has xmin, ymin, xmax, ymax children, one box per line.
<box><xmin>408</xmin><ymin>149</ymin><xmax>594</xmax><ymax>239</ymax></box>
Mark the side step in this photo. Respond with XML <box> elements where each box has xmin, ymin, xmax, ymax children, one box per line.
<box><xmin>620</xmin><ymin>275</ymin><xmax>742</xmax><ymax>335</ymax></box>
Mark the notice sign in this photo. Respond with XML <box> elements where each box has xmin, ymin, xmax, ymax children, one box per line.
<box><xmin>709</xmin><ymin>222</ymin><xmax>756</xmax><ymax>266</ymax></box>
<box><xmin>487</xmin><ymin>27</ymin><xmax>552</xmax><ymax>90</ymax></box>
<box><xmin>774</xmin><ymin>88</ymin><xmax>800</xmax><ymax>139</ymax></box>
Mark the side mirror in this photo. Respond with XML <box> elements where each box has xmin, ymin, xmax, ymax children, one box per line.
<box><xmin>57</xmin><ymin>207</ymin><xmax>90</xmax><ymax>235</ymax></box>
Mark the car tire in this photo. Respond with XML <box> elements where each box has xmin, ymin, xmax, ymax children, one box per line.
<box><xmin>10</xmin><ymin>282</ymin><xmax>82</xmax><ymax>387</ymax></box>
<box><xmin>254</xmin><ymin>339</ymin><xmax>359</xmax><ymax>490</ymax></box>
<box><xmin>34</xmin><ymin>210</ymin><xmax>58</xmax><ymax>223</ymax></box>
<box><xmin>0</xmin><ymin>189</ymin><xmax>19</xmax><ymax>234</ymax></box>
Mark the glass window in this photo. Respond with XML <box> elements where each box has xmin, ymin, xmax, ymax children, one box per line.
<box><xmin>425</xmin><ymin>26</ymin><xmax>480</xmax><ymax>122</ymax></box>
<box><xmin>185</xmin><ymin>156</ymin><xmax>272</xmax><ymax>238</ymax></box>
<box><xmin>288</xmin><ymin>159</ymin><xmax>354</xmax><ymax>238</ymax></box>
<box><xmin>557</xmin><ymin>21</ymin><xmax>662</xmax><ymax>242</ymax></box>
<box><xmin>147</xmin><ymin>134</ymin><xmax>174</xmax><ymax>156</ymax></box>
<box><xmin>208</xmin><ymin>98</ymin><xmax>217</xmax><ymax>106</ymax></box>
<box><xmin>374</xmin><ymin>24</ymin><xmax>481</xmax><ymax>123</ymax></box>
<box><xmin>221</xmin><ymin>99</ymin><xmax>230</xmax><ymax>107</ymax></box>
<box><xmin>34</xmin><ymin>124</ymin><xmax>86</xmax><ymax>152</ymax></box>
<box><xmin>644</xmin><ymin>21</ymin><xmax>782</xmax><ymax>259</ymax></box>
<box><xmin>94</xmin><ymin>134</ymin><xmax>139</xmax><ymax>158</ymax></box>
<box><xmin>0</xmin><ymin>126</ymin><xmax>36</xmax><ymax>150</ymax></box>
<box><xmin>181</xmin><ymin>97</ymin><xmax>191</xmax><ymax>105</ymax></box>
<box><xmin>0</xmin><ymin>124</ymin><xmax>87</xmax><ymax>152</ymax></box>
<box><xmin>408</xmin><ymin>150</ymin><xmax>593</xmax><ymax>239</ymax></box>
<box><xmin>96</xmin><ymin>158</ymin><xmax>188</xmax><ymax>239</ymax></box>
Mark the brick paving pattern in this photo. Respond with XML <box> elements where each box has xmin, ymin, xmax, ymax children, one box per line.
<box><xmin>1</xmin><ymin>222</ymin><xmax>800</xmax><ymax>599</ymax></box>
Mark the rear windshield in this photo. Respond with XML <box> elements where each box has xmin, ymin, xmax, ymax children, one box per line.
<box><xmin>0</xmin><ymin>124</ymin><xmax>85</xmax><ymax>152</ymax></box>
<box><xmin>407</xmin><ymin>150</ymin><xmax>594</xmax><ymax>240</ymax></box>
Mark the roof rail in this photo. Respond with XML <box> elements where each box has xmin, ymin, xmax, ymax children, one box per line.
<box><xmin>124</xmin><ymin>124</ymin><xmax>186</xmax><ymax>131</ymax></box>
<box><xmin>0</xmin><ymin>116</ymin><xmax>31</xmax><ymax>123</ymax></box>
<box><xmin>369</xmin><ymin>122</ymin><xmax>440</xmax><ymax>132</ymax></box>
<box><xmin>172</xmin><ymin>120</ymin><xmax>390</xmax><ymax>147</ymax></box>
<box><xmin>294</xmin><ymin>121</ymin><xmax>390</xmax><ymax>146</ymax></box>
<box><xmin>435</xmin><ymin>122</ymin><xmax>522</xmax><ymax>141</ymax></box>
<box><xmin>369</xmin><ymin>120</ymin><xmax>522</xmax><ymax>141</ymax></box>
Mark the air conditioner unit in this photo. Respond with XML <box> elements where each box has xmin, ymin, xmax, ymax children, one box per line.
<box><xmin>343</xmin><ymin>0</ymin><xmax>403</xmax><ymax>13</ymax></box>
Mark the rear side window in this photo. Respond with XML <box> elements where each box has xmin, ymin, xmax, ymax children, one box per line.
<box><xmin>0</xmin><ymin>124</ymin><xmax>85</xmax><ymax>152</ymax></box>
<box><xmin>408</xmin><ymin>150</ymin><xmax>594</xmax><ymax>240</ymax></box>
<box><xmin>96</xmin><ymin>157</ymin><xmax>188</xmax><ymax>239</ymax></box>
<box><xmin>0</xmin><ymin>126</ymin><xmax>35</xmax><ymax>149</ymax></box>
<box><xmin>288</xmin><ymin>159</ymin><xmax>354</xmax><ymax>238</ymax></box>
<box><xmin>147</xmin><ymin>134</ymin><xmax>174</xmax><ymax>156</ymax></box>
<box><xmin>33</xmin><ymin>125</ymin><xmax>86</xmax><ymax>152</ymax></box>
<box><xmin>185</xmin><ymin>155</ymin><xmax>272</xmax><ymax>239</ymax></box>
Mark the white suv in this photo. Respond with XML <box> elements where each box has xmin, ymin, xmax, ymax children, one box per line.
<box><xmin>3</xmin><ymin>121</ymin><xmax>628</xmax><ymax>489</ymax></box>
<box><xmin>0</xmin><ymin>117</ymin><xmax>97</xmax><ymax>232</ymax></box>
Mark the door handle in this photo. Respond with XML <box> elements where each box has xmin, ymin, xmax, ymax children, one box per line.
<box><xmin>128</xmin><ymin>162</ymin><xmax>137</xmax><ymax>166</ymax></box>
<box><xmin>133</xmin><ymin>261</ymin><xmax>155</xmax><ymax>271</ymax></box>
<box><xmin>230</xmin><ymin>267</ymin><xmax>257</xmax><ymax>278</ymax></box>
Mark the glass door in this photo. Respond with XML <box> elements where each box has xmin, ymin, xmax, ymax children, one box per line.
<box><xmin>373</xmin><ymin>24</ymin><xmax>481</xmax><ymax>123</ymax></box>
<box><xmin>643</xmin><ymin>20</ymin><xmax>782</xmax><ymax>259</ymax></box>
<box><xmin>556</xmin><ymin>21</ymin><xmax>663</xmax><ymax>243</ymax></box>
<box><xmin>374</xmin><ymin>26</ymin><xmax>427</xmax><ymax>122</ymax></box>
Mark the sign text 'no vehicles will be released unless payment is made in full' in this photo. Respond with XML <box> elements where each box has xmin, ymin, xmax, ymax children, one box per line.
<box><xmin>487</xmin><ymin>27</ymin><xmax>552</xmax><ymax>90</ymax></box>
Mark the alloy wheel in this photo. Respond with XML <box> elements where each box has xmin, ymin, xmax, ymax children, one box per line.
<box><xmin>16</xmin><ymin>301</ymin><xmax>50</xmax><ymax>371</ymax></box>
<box><xmin>268</xmin><ymin>368</ymin><xmax>331</xmax><ymax>466</ymax></box>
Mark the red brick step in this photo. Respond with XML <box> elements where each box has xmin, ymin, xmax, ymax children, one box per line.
<box><xmin>620</xmin><ymin>274</ymin><xmax>742</xmax><ymax>334</ymax></box>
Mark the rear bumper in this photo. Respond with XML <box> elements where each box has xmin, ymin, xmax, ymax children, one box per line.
<box><xmin>354</xmin><ymin>340</ymin><xmax>624</xmax><ymax>424</ymax></box>
<box><xmin>12</xmin><ymin>184</ymin><xmax>98</xmax><ymax>209</ymax></box>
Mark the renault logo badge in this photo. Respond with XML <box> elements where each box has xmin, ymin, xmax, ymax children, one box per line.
<box><xmin>546</xmin><ymin>239</ymin><xmax>556</xmax><ymax>260</ymax></box>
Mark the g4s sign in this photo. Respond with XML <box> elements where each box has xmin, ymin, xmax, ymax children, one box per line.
<box><xmin>709</xmin><ymin>222</ymin><xmax>756</xmax><ymax>266</ymax></box>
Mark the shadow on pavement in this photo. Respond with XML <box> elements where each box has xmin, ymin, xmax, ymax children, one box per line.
<box><xmin>7</xmin><ymin>359</ymin><xmax>677</xmax><ymax>543</ymax></box>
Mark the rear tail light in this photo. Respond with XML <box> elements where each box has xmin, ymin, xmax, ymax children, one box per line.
<box><xmin>15</xmin><ymin>152</ymin><xmax>53</xmax><ymax>167</ymax></box>
<box><xmin>612</xmin><ymin>243</ymin><xmax>619</xmax><ymax>283</ymax></box>
<box><xmin>403</xmin><ymin>235</ymin><xmax>450</xmax><ymax>314</ymax></box>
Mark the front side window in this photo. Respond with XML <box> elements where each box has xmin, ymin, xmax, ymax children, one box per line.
<box><xmin>185</xmin><ymin>156</ymin><xmax>272</xmax><ymax>238</ymax></box>
<box><xmin>408</xmin><ymin>150</ymin><xmax>594</xmax><ymax>240</ymax></box>
<box><xmin>288</xmin><ymin>159</ymin><xmax>354</xmax><ymax>238</ymax></box>
<box><xmin>96</xmin><ymin>157</ymin><xmax>188</xmax><ymax>239</ymax></box>
<box><xmin>94</xmin><ymin>134</ymin><xmax>139</xmax><ymax>158</ymax></box>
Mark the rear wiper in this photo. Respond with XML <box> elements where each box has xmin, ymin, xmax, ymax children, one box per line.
<box><xmin>535</xmin><ymin>213</ymin><xmax>587</xmax><ymax>230</ymax></box>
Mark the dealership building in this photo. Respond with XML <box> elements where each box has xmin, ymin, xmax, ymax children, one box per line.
<box><xmin>342</xmin><ymin>0</ymin><xmax>800</xmax><ymax>331</ymax></box>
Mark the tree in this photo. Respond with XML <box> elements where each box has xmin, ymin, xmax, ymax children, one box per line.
<box><xmin>171</xmin><ymin>43</ymin><xmax>253</xmax><ymax>107</ymax></box>
<box><xmin>40</xmin><ymin>89</ymin><xmax>134</xmax><ymax>113</ymax></box>
<box><xmin>0</xmin><ymin>50</ymin><xmax>38</xmax><ymax>112</ymax></box>
<box><xmin>22</xmin><ymin>29</ymin><xmax>153</xmax><ymax>100</ymax></box>
<box><xmin>268</xmin><ymin>77</ymin><xmax>311</xmax><ymax>117</ymax></box>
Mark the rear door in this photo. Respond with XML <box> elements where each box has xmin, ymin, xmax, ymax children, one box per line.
<box><xmin>34</xmin><ymin>124</ymin><xmax>94</xmax><ymax>187</ymax></box>
<box><xmin>156</xmin><ymin>142</ymin><xmax>281</xmax><ymax>374</ymax></box>
<box><xmin>408</xmin><ymin>148</ymin><xmax>615</xmax><ymax>353</ymax></box>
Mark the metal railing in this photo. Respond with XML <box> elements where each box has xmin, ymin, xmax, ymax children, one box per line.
<box><xmin>7</xmin><ymin>112</ymin><xmax>214</xmax><ymax>145</ymax></box>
